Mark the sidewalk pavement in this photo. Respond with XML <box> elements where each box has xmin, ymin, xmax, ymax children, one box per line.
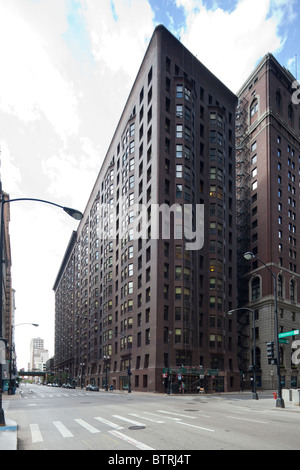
<box><xmin>0</xmin><ymin>391</ymin><xmax>20</xmax><ymax>451</ymax></box>
<box><xmin>0</xmin><ymin>419</ymin><xmax>18</xmax><ymax>450</ymax></box>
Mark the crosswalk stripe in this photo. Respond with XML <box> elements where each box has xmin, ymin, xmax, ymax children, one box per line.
<box><xmin>53</xmin><ymin>421</ymin><xmax>74</xmax><ymax>438</ymax></box>
<box><xmin>108</xmin><ymin>430</ymin><xmax>154</xmax><ymax>450</ymax></box>
<box><xmin>94</xmin><ymin>416</ymin><xmax>125</xmax><ymax>430</ymax></box>
<box><xmin>129</xmin><ymin>413</ymin><xmax>165</xmax><ymax>424</ymax></box>
<box><xmin>177</xmin><ymin>421</ymin><xmax>215</xmax><ymax>433</ymax></box>
<box><xmin>30</xmin><ymin>424</ymin><xmax>43</xmax><ymax>443</ymax></box>
<box><xmin>157</xmin><ymin>410</ymin><xmax>197</xmax><ymax>419</ymax></box>
<box><xmin>112</xmin><ymin>415</ymin><xmax>146</xmax><ymax>426</ymax></box>
<box><xmin>144</xmin><ymin>411</ymin><xmax>181</xmax><ymax>421</ymax></box>
<box><xmin>74</xmin><ymin>418</ymin><xmax>100</xmax><ymax>434</ymax></box>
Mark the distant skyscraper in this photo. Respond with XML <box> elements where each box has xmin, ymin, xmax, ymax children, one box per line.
<box><xmin>30</xmin><ymin>337</ymin><xmax>49</xmax><ymax>372</ymax></box>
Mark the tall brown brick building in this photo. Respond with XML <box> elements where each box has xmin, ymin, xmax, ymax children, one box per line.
<box><xmin>236</xmin><ymin>53</ymin><xmax>300</xmax><ymax>389</ymax></box>
<box><xmin>54</xmin><ymin>25</ymin><xmax>240</xmax><ymax>393</ymax></box>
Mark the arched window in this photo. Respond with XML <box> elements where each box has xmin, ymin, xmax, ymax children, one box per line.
<box><xmin>249</xmin><ymin>98</ymin><xmax>258</xmax><ymax>124</ymax></box>
<box><xmin>278</xmin><ymin>275</ymin><xmax>283</xmax><ymax>297</ymax></box>
<box><xmin>250</xmin><ymin>99</ymin><xmax>258</xmax><ymax>119</ymax></box>
<box><xmin>251</xmin><ymin>277</ymin><xmax>260</xmax><ymax>300</ymax></box>
<box><xmin>290</xmin><ymin>279</ymin><xmax>295</xmax><ymax>301</ymax></box>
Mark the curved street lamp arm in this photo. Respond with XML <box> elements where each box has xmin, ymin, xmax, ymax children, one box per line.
<box><xmin>3</xmin><ymin>197</ymin><xmax>83</xmax><ymax>221</ymax></box>
<box><xmin>228</xmin><ymin>307</ymin><xmax>254</xmax><ymax>315</ymax></box>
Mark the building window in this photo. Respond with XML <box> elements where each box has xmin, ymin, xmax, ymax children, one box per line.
<box><xmin>290</xmin><ymin>279</ymin><xmax>295</xmax><ymax>301</ymax></box>
<box><xmin>250</xmin><ymin>99</ymin><xmax>258</xmax><ymax>118</ymax></box>
<box><xmin>278</xmin><ymin>275</ymin><xmax>283</xmax><ymax>297</ymax></box>
<box><xmin>252</xmin><ymin>167</ymin><xmax>257</xmax><ymax>178</ymax></box>
<box><xmin>288</xmin><ymin>104</ymin><xmax>293</xmax><ymax>123</ymax></box>
<box><xmin>175</xmin><ymin>287</ymin><xmax>182</xmax><ymax>300</ymax></box>
<box><xmin>176</xmin><ymin>164</ymin><xmax>183</xmax><ymax>178</ymax></box>
<box><xmin>175</xmin><ymin>329</ymin><xmax>182</xmax><ymax>343</ymax></box>
<box><xmin>145</xmin><ymin>329</ymin><xmax>150</xmax><ymax>345</ymax></box>
<box><xmin>275</xmin><ymin>91</ymin><xmax>281</xmax><ymax>109</ymax></box>
<box><xmin>176</xmin><ymin>104</ymin><xmax>183</xmax><ymax>118</ymax></box>
<box><xmin>176</xmin><ymin>124</ymin><xmax>183</xmax><ymax>138</ymax></box>
<box><xmin>251</xmin><ymin>154</ymin><xmax>257</xmax><ymax>165</ymax></box>
<box><xmin>251</xmin><ymin>277</ymin><xmax>260</xmax><ymax>300</ymax></box>
<box><xmin>176</xmin><ymin>184</ymin><xmax>183</xmax><ymax>198</ymax></box>
<box><xmin>176</xmin><ymin>84</ymin><xmax>183</xmax><ymax>98</ymax></box>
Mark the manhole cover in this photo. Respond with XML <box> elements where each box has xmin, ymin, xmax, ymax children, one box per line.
<box><xmin>184</xmin><ymin>409</ymin><xmax>198</xmax><ymax>412</ymax></box>
<box><xmin>129</xmin><ymin>426</ymin><xmax>146</xmax><ymax>430</ymax></box>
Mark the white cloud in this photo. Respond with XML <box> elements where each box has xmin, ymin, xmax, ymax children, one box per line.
<box><xmin>0</xmin><ymin>138</ymin><xmax>22</xmax><ymax>194</ymax></box>
<box><xmin>41</xmin><ymin>137</ymin><xmax>102</xmax><ymax>209</ymax></box>
<box><xmin>82</xmin><ymin>0</ymin><xmax>154</xmax><ymax>78</ymax></box>
<box><xmin>175</xmin><ymin>0</ymin><xmax>288</xmax><ymax>91</ymax></box>
<box><xmin>0</xmin><ymin>1</ymin><xmax>79</xmax><ymax>142</ymax></box>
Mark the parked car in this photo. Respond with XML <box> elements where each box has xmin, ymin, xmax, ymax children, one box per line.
<box><xmin>62</xmin><ymin>383</ymin><xmax>75</xmax><ymax>389</ymax></box>
<box><xmin>65</xmin><ymin>383</ymin><xmax>75</xmax><ymax>389</ymax></box>
<box><xmin>86</xmin><ymin>384</ymin><xmax>99</xmax><ymax>391</ymax></box>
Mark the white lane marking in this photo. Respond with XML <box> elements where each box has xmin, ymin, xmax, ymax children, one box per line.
<box><xmin>108</xmin><ymin>430</ymin><xmax>154</xmax><ymax>450</ymax></box>
<box><xmin>144</xmin><ymin>411</ymin><xmax>181</xmax><ymax>421</ymax></box>
<box><xmin>112</xmin><ymin>415</ymin><xmax>146</xmax><ymax>426</ymax></box>
<box><xmin>53</xmin><ymin>421</ymin><xmax>74</xmax><ymax>438</ymax></box>
<box><xmin>157</xmin><ymin>410</ymin><xmax>197</xmax><ymax>419</ymax></box>
<box><xmin>226</xmin><ymin>416</ymin><xmax>268</xmax><ymax>424</ymax></box>
<box><xmin>30</xmin><ymin>424</ymin><xmax>43</xmax><ymax>443</ymax></box>
<box><xmin>94</xmin><ymin>416</ymin><xmax>125</xmax><ymax>430</ymax></box>
<box><xmin>74</xmin><ymin>418</ymin><xmax>100</xmax><ymax>433</ymax></box>
<box><xmin>177</xmin><ymin>421</ymin><xmax>215</xmax><ymax>432</ymax></box>
<box><xmin>129</xmin><ymin>413</ymin><xmax>165</xmax><ymax>424</ymax></box>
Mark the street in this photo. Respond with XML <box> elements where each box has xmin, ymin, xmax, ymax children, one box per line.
<box><xmin>3</xmin><ymin>384</ymin><xmax>300</xmax><ymax>452</ymax></box>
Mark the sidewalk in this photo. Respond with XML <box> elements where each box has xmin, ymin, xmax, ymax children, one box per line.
<box><xmin>0</xmin><ymin>419</ymin><xmax>18</xmax><ymax>450</ymax></box>
<box><xmin>0</xmin><ymin>391</ymin><xmax>20</xmax><ymax>451</ymax></box>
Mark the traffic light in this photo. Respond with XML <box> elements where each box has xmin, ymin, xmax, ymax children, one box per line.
<box><xmin>267</xmin><ymin>341</ymin><xmax>277</xmax><ymax>364</ymax></box>
<box><xmin>267</xmin><ymin>341</ymin><xmax>275</xmax><ymax>358</ymax></box>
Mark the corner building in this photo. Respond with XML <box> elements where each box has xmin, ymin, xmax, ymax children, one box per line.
<box><xmin>54</xmin><ymin>25</ymin><xmax>239</xmax><ymax>393</ymax></box>
<box><xmin>236</xmin><ymin>54</ymin><xmax>300</xmax><ymax>389</ymax></box>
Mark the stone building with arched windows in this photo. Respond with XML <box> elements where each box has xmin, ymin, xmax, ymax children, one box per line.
<box><xmin>236</xmin><ymin>53</ymin><xmax>300</xmax><ymax>390</ymax></box>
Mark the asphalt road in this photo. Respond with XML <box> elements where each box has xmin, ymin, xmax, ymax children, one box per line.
<box><xmin>4</xmin><ymin>384</ymin><xmax>300</xmax><ymax>452</ymax></box>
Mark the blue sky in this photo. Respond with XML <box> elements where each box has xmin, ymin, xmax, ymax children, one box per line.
<box><xmin>149</xmin><ymin>0</ymin><xmax>299</xmax><ymax>80</ymax></box>
<box><xmin>0</xmin><ymin>0</ymin><xmax>299</xmax><ymax>367</ymax></box>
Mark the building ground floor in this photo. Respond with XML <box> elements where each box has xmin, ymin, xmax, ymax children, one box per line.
<box><xmin>242</xmin><ymin>368</ymin><xmax>300</xmax><ymax>391</ymax></box>
<box><xmin>54</xmin><ymin>362</ymin><xmax>241</xmax><ymax>394</ymax></box>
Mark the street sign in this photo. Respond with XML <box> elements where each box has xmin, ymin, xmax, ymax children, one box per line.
<box><xmin>278</xmin><ymin>330</ymin><xmax>299</xmax><ymax>338</ymax></box>
<box><xmin>279</xmin><ymin>339</ymin><xmax>289</xmax><ymax>344</ymax></box>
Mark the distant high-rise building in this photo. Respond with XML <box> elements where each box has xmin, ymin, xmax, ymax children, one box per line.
<box><xmin>30</xmin><ymin>337</ymin><xmax>49</xmax><ymax>372</ymax></box>
<box><xmin>236</xmin><ymin>53</ymin><xmax>300</xmax><ymax>389</ymax></box>
<box><xmin>54</xmin><ymin>25</ymin><xmax>240</xmax><ymax>393</ymax></box>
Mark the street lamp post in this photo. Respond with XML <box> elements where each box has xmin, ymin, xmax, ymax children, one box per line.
<box><xmin>9</xmin><ymin>323</ymin><xmax>39</xmax><ymax>394</ymax></box>
<box><xmin>244</xmin><ymin>251</ymin><xmax>285</xmax><ymax>408</ymax></box>
<box><xmin>167</xmin><ymin>330</ymin><xmax>172</xmax><ymax>395</ymax></box>
<box><xmin>103</xmin><ymin>355</ymin><xmax>110</xmax><ymax>391</ymax></box>
<box><xmin>0</xmin><ymin>194</ymin><xmax>83</xmax><ymax>426</ymax></box>
<box><xmin>228</xmin><ymin>308</ymin><xmax>258</xmax><ymax>400</ymax></box>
